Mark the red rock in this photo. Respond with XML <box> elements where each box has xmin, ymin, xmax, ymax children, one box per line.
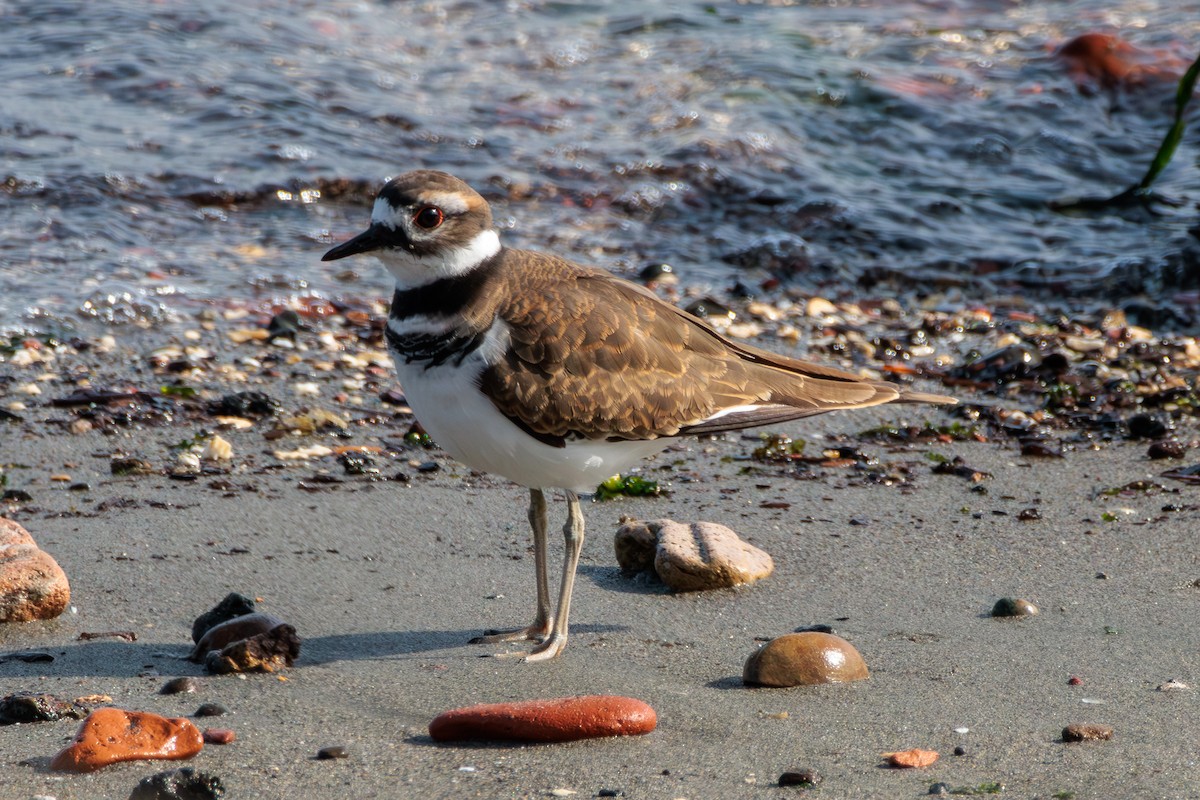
<box><xmin>0</xmin><ymin>517</ymin><xmax>70</xmax><ymax>622</ymax></box>
<box><xmin>884</xmin><ymin>748</ymin><xmax>939</xmax><ymax>768</ymax></box>
<box><xmin>1055</xmin><ymin>33</ymin><xmax>1184</xmax><ymax>92</ymax></box>
<box><xmin>50</xmin><ymin>708</ymin><xmax>204</xmax><ymax>773</ymax></box>
<box><xmin>429</xmin><ymin>695</ymin><xmax>656</xmax><ymax>743</ymax></box>
<box><xmin>202</xmin><ymin>728</ymin><xmax>236</xmax><ymax>744</ymax></box>
<box><xmin>743</xmin><ymin>632</ymin><xmax>869</xmax><ymax>687</ymax></box>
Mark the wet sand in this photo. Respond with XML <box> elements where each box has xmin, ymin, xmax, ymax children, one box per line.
<box><xmin>2</xmin><ymin>401</ymin><xmax>1198</xmax><ymax>798</ymax></box>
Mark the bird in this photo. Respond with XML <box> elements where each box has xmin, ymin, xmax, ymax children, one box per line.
<box><xmin>322</xmin><ymin>170</ymin><xmax>956</xmax><ymax>662</ymax></box>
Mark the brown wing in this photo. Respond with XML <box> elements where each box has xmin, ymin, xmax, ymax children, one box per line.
<box><xmin>477</xmin><ymin>252</ymin><xmax>952</xmax><ymax>444</ymax></box>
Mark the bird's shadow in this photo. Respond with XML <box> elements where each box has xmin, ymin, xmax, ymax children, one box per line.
<box><xmin>0</xmin><ymin>623</ymin><xmax>629</xmax><ymax>679</ymax></box>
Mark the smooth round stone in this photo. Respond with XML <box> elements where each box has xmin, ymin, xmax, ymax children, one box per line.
<box><xmin>743</xmin><ymin>632</ymin><xmax>868</xmax><ymax>687</ymax></box>
<box><xmin>316</xmin><ymin>745</ymin><xmax>350</xmax><ymax>760</ymax></box>
<box><xmin>160</xmin><ymin>677</ymin><xmax>201</xmax><ymax>695</ymax></box>
<box><xmin>991</xmin><ymin>598</ymin><xmax>1038</xmax><ymax>617</ymax></box>
<box><xmin>0</xmin><ymin>517</ymin><xmax>70</xmax><ymax>622</ymax></box>
<box><xmin>429</xmin><ymin>695</ymin><xmax>657</xmax><ymax>743</ymax></box>
<box><xmin>50</xmin><ymin>708</ymin><xmax>204</xmax><ymax>773</ymax></box>
<box><xmin>193</xmin><ymin>703</ymin><xmax>227</xmax><ymax>718</ymax></box>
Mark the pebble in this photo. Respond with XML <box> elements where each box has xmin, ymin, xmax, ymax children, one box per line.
<box><xmin>428</xmin><ymin>695</ymin><xmax>657</xmax><ymax>743</ymax></box>
<box><xmin>884</xmin><ymin>748</ymin><xmax>939</xmax><ymax>768</ymax></box>
<box><xmin>128</xmin><ymin>767</ymin><xmax>225</xmax><ymax>800</ymax></box>
<box><xmin>316</xmin><ymin>745</ymin><xmax>350</xmax><ymax>760</ymax></box>
<box><xmin>193</xmin><ymin>703</ymin><xmax>228</xmax><ymax>717</ymax></box>
<box><xmin>1147</xmin><ymin>440</ymin><xmax>1186</xmax><ymax>459</ymax></box>
<box><xmin>50</xmin><ymin>708</ymin><xmax>204</xmax><ymax>773</ymax></box>
<box><xmin>1062</xmin><ymin>723</ymin><xmax>1113</xmax><ymax>742</ymax></box>
<box><xmin>202</xmin><ymin>728</ymin><xmax>235</xmax><ymax>744</ymax></box>
<box><xmin>991</xmin><ymin>597</ymin><xmax>1038</xmax><ymax>617</ymax></box>
<box><xmin>743</xmin><ymin>632</ymin><xmax>868</xmax><ymax>687</ymax></box>
<box><xmin>0</xmin><ymin>517</ymin><xmax>71</xmax><ymax>622</ymax></box>
<box><xmin>778</xmin><ymin>769</ymin><xmax>822</xmax><ymax>787</ymax></box>
<box><xmin>160</xmin><ymin>677</ymin><xmax>201</xmax><ymax>695</ymax></box>
<box><xmin>615</xmin><ymin>519</ymin><xmax>773</xmax><ymax>592</ymax></box>
<box><xmin>110</xmin><ymin>456</ymin><xmax>155</xmax><ymax>476</ymax></box>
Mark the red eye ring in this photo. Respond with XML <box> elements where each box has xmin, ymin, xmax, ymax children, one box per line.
<box><xmin>413</xmin><ymin>206</ymin><xmax>444</xmax><ymax>230</ymax></box>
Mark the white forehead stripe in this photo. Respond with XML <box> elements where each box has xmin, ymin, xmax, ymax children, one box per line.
<box><xmin>371</xmin><ymin>197</ymin><xmax>406</xmax><ymax>230</ymax></box>
<box><xmin>419</xmin><ymin>191</ymin><xmax>470</xmax><ymax>215</ymax></box>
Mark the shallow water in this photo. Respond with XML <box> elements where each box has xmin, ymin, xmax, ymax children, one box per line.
<box><xmin>1</xmin><ymin>0</ymin><xmax>1198</xmax><ymax>332</ymax></box>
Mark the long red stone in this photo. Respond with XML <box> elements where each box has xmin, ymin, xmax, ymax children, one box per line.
<box><xmin>50</xmin><ymin>708</ymin><xmax>204</xmax><ymax>772</ymax></box>
<box><xmin>429</xmin><ymin>695</ymin><xmax>656</xmax><ymax>743</ymax></box>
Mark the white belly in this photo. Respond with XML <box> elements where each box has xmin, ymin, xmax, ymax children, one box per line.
<box><xmin>394</xmin><ymin>356</ymin><xmax>669</xmax><ymax>494</ymax></box>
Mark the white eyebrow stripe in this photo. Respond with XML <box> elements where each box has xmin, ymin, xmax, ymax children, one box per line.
<box><xmin>370</xmin><ymin>197</ymin><xmax>406</xmax><ymax>230</ymax></box>
<box><xmin>419</xmin><ymin>191</ymin><xmax>469</xmax><ymax>215</ymax></box>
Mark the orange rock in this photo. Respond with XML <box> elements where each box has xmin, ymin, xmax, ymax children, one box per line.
<box><xmin>884</xmin><ymin>748</ymin><xmax>939</xmax><ymax>768</ymax></box>
<box><xmin>743</xmin><ymin>632</ymin><xmax>869</xmax><ymax>687</ymax></box>
<box><xmin>50</xmin><ymin>708</ymin><xmax>204</xmax><ymax>773</ymax></box>
<box><xmin>429</xmin><ymin>695</ymin><xmax>656</xmax><ymax>743</ymax></box>
<box><xmin>0</xmin><ymin>518</ymin><xmax>70</xmax><ymax>622</ymax></box>
<box><xmin>1055</xmin><ymin>33</ymin><xmax>1184</xmax><ymax>92</ymax></box>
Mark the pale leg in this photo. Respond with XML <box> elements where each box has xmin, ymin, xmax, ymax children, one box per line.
<box><xmin>471</xmin><ymin>488</ymin><xmax>553</xmax><ymax>644</ymax></box>
<box><xmin>522</xmin><ymin>490</ymin><xmax>585</xmax><ymax>662</ymax></box>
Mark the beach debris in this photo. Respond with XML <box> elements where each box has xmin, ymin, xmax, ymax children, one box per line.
<box><xmin>50</xmin><ymin>708</ymin><xmax>203</xmax><ymax>773</ymax></box>
<box><xmin>0</xmin><ymin>517</ymin><xmax>70</xmax><ymax>622</ymax></box>
<box><xmin>595</xmin><ymin>474</ymin><xmax>662</xmax><ymax>500</ymax></box>
<box><xmin>160</xmin><ymin>677</ymin><xmax>201</xmax><ymax>696</ymax></box>
<box><xmin>1147</xmin><ymin>440</ymin><xmax>1186</xmax><ymax>459</ymax></box>
<box><xmin>316</xmin><ymin>745</ymin><xmax>350</xmax><ymax>760</ymax></box>
<box><xmin>201</xmin><ymin>435</ymin><xmax>233</xmax><ymax>462</ymax></box>
<box><xmin>931</xmin><ymin>457</ymin><xmax>990</xmax><ymax>483</ymax></box>
<box><xmin>78</xmin><ymin>630</ymin><xmax>138</xmax><ymax>641</ymax></box>
<box><xmin>201</xmin><ymin>622</ymin><xmax>301</xmax><ymax>675</ymax></box>
<box><xmin>0</xmin><ymin>692</ymin><xmax>89</xmax><ymax>725</ymax></box>
<box><xmin>615</xmin><ymin>519</ymin><xmax>773</xmax><ymax>592</ymax></box>
<box><xmin>1062</xmin><ymin>723</ymin><xmax>1114</xmax><ymax>742</ymax></box>
<box><xmin>190</xmin><ymin>613</ymin><xmax>286</xmax><ymax>661</ymax></box>
<box><xmin>111</xmin><ymin>456</ymin><xmax>155</xmax><ymax>476</ymax></box>
<box><xmin>883</xmin><ymin>748</ymin><xmax>939</xmax><ymax>768</ymax></box>
<box><xmin>202</xmin><ymin>728</ymin><xmax>235</xmax><ymax>744</ymax></box>
<box><xmin>1068</xmin><ymin>675</ymin><xmax>1084</xmax><ymax>686</ymax></box>
<box><xmin>194</xmin><ymin>703</ymin><xmax>227</xmax><ymax>717</ymax></box>
<box><xmin>191</xmin><ymin>592</ymin><xmax>257</xmax><ymax>643</ymax></box>
<box><xmin>428</xmin><ymin>695</ymin><xmax>657</xmax><ymax>743</ymax></box>
<box><xmin>778</xmin><ymin>768</ymin><xmax>822</xmax><ymax>788</ymax></box>
<box><xmin>1156</xmin><ymin>679</ymin><xmax>1190</xmax><ymax>692</ymax></box>
<box><xmin>128</xmin><ymin>767</ymin><xmax>226</xmax><ymax>800</ymax></box>
<box><xmin>991</xmin><ymin>598</ymin><xmax>1039</xmax><ymax>618</ymax></box>
<box><xmin>207</xmin><ymin>391</ymin><xmax>279</xmax><ymax>418</ymax></box>
<box><xmin>743</xmin><ymin>632</ymin><xmax>868</xmax><ymax>687</ymax></box>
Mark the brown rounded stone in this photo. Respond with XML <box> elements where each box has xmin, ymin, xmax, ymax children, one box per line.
<box><xmin>622</xmin><ymin>519</ymin><xmax>772</xmax><ymax>592</ymax></box>
<box><xmin>743</xmin><ymin>632</ymin><xmax>869</xmax><ymax>687</ymax></box>
<box><xmin>613</xmin><ymin>521</ymin><xmax>658</xmax><ymax>574</ymax></box>
<box><xmin>1063</xmin><ymin>723</ymin><xmax>1113</xmax><ymax>742</ymax></box>
<box><xmin>0</xmin><ymin>517</ymin><xmax>70</xmax><ymax>622</ymax></box>
<box><xmin>50</xmin><ymin>708</ymin><xmax>204</xmax><ymax>773</ymax></box>
<box><xmin>429</xmin><ymin>695</ymin><xmax>657</xmax><ymax>743</ymax></box>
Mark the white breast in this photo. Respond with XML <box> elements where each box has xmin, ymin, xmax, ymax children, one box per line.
<box><xmin>392</xmin><ymin>322</ymin><xmax>669</xmax><ymax>494</ymax></box>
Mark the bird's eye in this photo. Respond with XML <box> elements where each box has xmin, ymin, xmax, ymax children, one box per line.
<box><xmin>413</xmin><ymin>206</ymin><xmax>444</xmax><ymax>230</ymax></box>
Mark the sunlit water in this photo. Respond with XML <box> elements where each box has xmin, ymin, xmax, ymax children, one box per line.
<box><xmin>1</xmin><ymin>0</ymin><xmax>1198</xmax><ymax>333</ymax></box>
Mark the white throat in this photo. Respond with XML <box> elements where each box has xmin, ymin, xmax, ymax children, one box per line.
<box><xmin>373</xmin><ymin>228</ymin><xmax>501</xmax><ymax>288</ymax></box>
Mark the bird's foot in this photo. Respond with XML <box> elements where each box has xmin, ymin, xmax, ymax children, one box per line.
<box><xmin>469</xmin><ymin>621</ymin><xmax>551</xmax><ymax>645</ymax></box>
<box><xmin>520</xmin><ymin>633</ymin><xmax>568</xmax><ymax>663</ymax></box>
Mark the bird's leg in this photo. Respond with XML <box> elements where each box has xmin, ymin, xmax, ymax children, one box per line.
<box><xmin>471</xmin><ymin>488</ymin><xmax>554</xmax><ymax>645</ymax></box>
<box><xmin>522</xmin><ymin>490</ymin><xmax>585</xmax><ymax>662</ymax></box>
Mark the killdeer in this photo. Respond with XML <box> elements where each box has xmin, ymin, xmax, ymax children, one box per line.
<box><xmin>323</xmin><ymin>170</ymin><xmax>955</xmax><ymax>662</ymax></box>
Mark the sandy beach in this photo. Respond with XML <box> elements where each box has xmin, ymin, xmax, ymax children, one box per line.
<box><xmin>2</xmin><ymin>373</ymin><xmax>1199</xmax><ymax>798</ymax></box>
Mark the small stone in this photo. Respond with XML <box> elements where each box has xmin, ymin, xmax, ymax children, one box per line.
<box><xmin>1147</xmin><ymin>440</ymin><xmax>1186</xmax><ymax>459</ymax></box>
<box><xmin>0</xmin><ymin>518</ymin><xmax>71</xmax><ymax>622</ymax></box>
<box><xmin>1156</xmin><ymin>679</ymin><xmax>1189</xmax><ymax>692</ymax></box>
<box><xmin>316</xmin><ymin>745</ymin><xmax>349</xmax><ymax>760</ymax></box>
<box><xmin>110</xmin><ymin>457</ymin><xmax>155</xmax><ymax>476</ymax></box>
<box><xmin>929</xmin><ymin>783</ymin><xmax>951</xmax><ymax>796</ymax></box>
<box><xmin>207</xmin><ymin>391</ymin><xmax>279</xmax><ymax>418</ymax></box>
<box><xmin>743</xmin><ymin>632</ymin><xmax>868</xmax><ymax>687</ymax></box>
<box><xmin>160</xmin><ymin>677</ymin><xmax>201</xmax><ymax>695</ymax></box>
<box><xmin>0</xmin><ymin>692</ymin><xmax>88</xmax><ymax>724</ymax></box>
<box><xmin>129</xmin><ymin>767</ymin><xmax>225</xmax><ymax>800</ymax></box>
<box><xmin>613</xmin><ymin>522</ymin><xmax>657</xmax><ymax>574</ymax></box>
<box><xmin>778</xmin><ymin>769</ymin><xmax>821</xmax><ymax>787</ymax></box>
<box><xmin>1062</xmin><ymin>723</ymin><xmax>1113</xmax><ymax>742</ymax></box>
<box><xmin>428</xmin><ymin>695</ymin><xmax>656</xmax><ymax>743</ymax></box>
<box><xmin>619</xmin><ymin>519</ymin><xmax>773</xmax><ymax>592</ymax></box>
<box><xmin>991</xmin><ymin>597</ymin><xmax>1038</xmax><ymax>617</ymax></box>
<box><xmin>50</xmin><ymin>708</ymin><xmax>204</xmax><ymax>773</ymax></box>
<box><xmin>805</xmin><ymin>297</ymin><xmax>838</xmax><ymax>317</ymax></box>
<box><xmin>203</xmin><ymin>623</ymin><xmax>301</xmax><ymax>674</ymax></box>
<box><xmin>194</xmin><ymin>703</ymin><xmax>227</xmax><ymax>717</ymax></box>
<box><xmin>1127</xmin><ymin>413</ymin><xmax>1168</xmax><ymax>439</ymax></box>
<box><xmin>190</xmin><ymin>613</ymin><xmax>284</xmax><ymax>661</ymax></box>
<box><xmin>953</xmin><ymin>746</ymin><xmax>967</xmax><ymax>756</ymax></box>
<box><xmin>1067</xmin><ymin>675</ymin><xmax>1084</xmax><ymax>686</ymax></box>
<box><xmin>202</xmin><ymin>728</ymin><xmax>235</xmax><ymax>744</ymax></box>
<box><xmin>884</xmin><ymin>748</ymin><xmax>939</xmax><ymax>768</ymax></box>
<box><xmin>191</xmin><ymin>593</ymin><xmax>257</xmax><ymax>643</ymax></box>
